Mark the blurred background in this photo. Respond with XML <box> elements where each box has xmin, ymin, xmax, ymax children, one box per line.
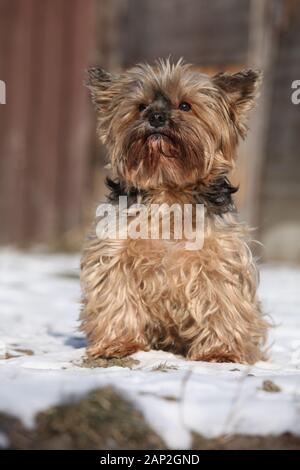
<box><xmin>0</xmin><ymin>0</ymin><xmax>299</xmax><ymax>262</ymax></box>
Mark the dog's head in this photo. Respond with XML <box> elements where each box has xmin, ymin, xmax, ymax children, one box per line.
<box><xmin>87</xmin><ymin>59</ymin><xmax>261</xmax><ymax>189</ymax></box>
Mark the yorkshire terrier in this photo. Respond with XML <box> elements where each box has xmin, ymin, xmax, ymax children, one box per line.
<box><xmin>80</xmin><ymin>59</ymin><xmax>269</xmax><ymax>364</ymax></box>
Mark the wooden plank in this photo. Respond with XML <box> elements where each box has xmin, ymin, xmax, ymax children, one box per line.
<box><xmin>0</xmin><ymin>0</ymin><xmax>96</xmax><ymax>245</ymax></box>
<box><xmin>0</xmin><ymin>0</ymin><xmax>13</xmax><ymax>242</ymax></box>
<box><xmin>27</xmin><ymin>0</ymin><xmax>67</xmax><ymax>242</ymax></box>
<box><xmin>57</xmin><ymin>0</ymin><xmax>95</xmax><ymax>235</ymax></box>
<box><xmin>234</xmin><ymin>0</ymin><xmax>280</xmax><ymax>228</ymax></box>
<box><xmin>123</xmin><ymin>0</ymin><xmax>250</xmax><ymax>66</ymax></box>
<box><xmin>0</xmin><ymin>0</ymin><xmax>35</xmax><ymax>243</ymax></box>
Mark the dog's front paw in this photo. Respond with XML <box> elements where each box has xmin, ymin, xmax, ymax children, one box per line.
<box><xmin>188</xmin><ymin>350</ymin><xmax>241</xmax><ymax>363</ymax></box>
<box><xmin>87</xmin><ymin>338</ymin><xmax>149</xmax><ymax>359</ymax></box>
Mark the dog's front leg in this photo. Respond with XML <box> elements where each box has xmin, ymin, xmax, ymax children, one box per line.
<box><xmin>180</xmin><ymin>268</ymin><xmax>268</xmax><ymax>364</ymax></box>
<box><xmin>185</xmin><ymin>285</ymin><xmax>268</xmax><ymax>364</ymax></box>
<box><xmin>80</xmin><ymin>239</ymin><xmax>149</xmax><ymax>358</ymax></box>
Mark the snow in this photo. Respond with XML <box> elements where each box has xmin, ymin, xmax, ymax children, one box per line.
<box><xmin>0</xmin><ymin>249</ymin><xmax>300</xmax><ymax>449</ymax></box>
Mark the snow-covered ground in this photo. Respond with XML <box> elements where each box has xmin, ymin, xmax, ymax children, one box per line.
<box><xmin>0</xmin><ymin>249</ymin><xmax>300</xmax><ymax>449</ymax></box>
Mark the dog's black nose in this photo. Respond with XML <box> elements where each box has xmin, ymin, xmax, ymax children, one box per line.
<box><xmin>148</xmin><ymin>111</ymin><xmax>166</xmax><ymax>128</ymax></box>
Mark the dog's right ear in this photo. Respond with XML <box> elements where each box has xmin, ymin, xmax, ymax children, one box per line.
<box><xmin>85</xmin><ymin>67</ymin><xmax>117</xmax><ymax>111</ymax></box>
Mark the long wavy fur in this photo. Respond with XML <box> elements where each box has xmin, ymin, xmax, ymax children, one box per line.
<box><xmin>80</xmin><ymin>59</ymin><xmax>269</xmax><ymax>364</ymax></box>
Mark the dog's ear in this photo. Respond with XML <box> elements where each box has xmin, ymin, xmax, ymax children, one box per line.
<box><xmin>212</xmin><ymin>69</ymin><xmax>262</xmax><ymax>117</ymax></box>
<box><xmin>85</xmin><ymin>67</ymin><xmax>118</xmax><ymax>111</ymax></box>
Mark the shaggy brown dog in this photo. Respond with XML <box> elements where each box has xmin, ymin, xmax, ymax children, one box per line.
<box><xmin>80</xmin><ymin>59</ymin><xmax>269</xmax><ymax>363</ymax></box>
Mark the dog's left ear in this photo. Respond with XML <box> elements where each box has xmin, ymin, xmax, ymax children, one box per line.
<box><xmin>212</xmin><ymin>69</ymin><xmax>262</xmax><ymax>118</ymax></box>
<box><xmin>85</xmin><ymin>66</ymin><xmax>118</xmax><ymax>111</ymax></box>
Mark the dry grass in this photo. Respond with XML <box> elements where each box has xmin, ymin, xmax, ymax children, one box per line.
<box><xmin>1</xmin><ymin>385</ymin><xmax>300</xmax><ymax>449</ymax></box>
<box><xmin>0</xmin><ymin>386</ymin><xmax>164</xmax><ymax>450</ymax></box>
<box><xmin>80</xmin><ymin>356</ymin><xmax>140</xmax><ymax>369</ymax></box>
<box><xmin>261</xmin><ymin>380</ymin><xmax>282</xmax><ymax>393</ymax></box>
<box><xmin>151</xmin><ymin>362</ymin><xmax>178</xmax><ymax>372</ymax></box>
<box><xmin>192</xmin><ymin>433</ymin><xmax>300</xmax><ymax>450</ymax></box>
<box><xmin>3</xmin><ymin>348</ymin><xmax>34</xmax><ymax>360</ymax></box>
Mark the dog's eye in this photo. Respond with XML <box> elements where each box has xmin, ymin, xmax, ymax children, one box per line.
<box><xmin>179</xmin><ymin>102</ymin><xmax>191</xmax><ymax>112</ymax></box>
<box><xmin>139</xmin><ymin>104</ymin><xmax>147</xmax><ymax>112</ymax></box>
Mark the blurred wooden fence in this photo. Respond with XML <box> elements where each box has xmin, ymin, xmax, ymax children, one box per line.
<box><xmin>0</xmin><ymin>0</ymin><xmax>299</xmax><ymax>260</ymax></box>
<box><xmin>95</xmin><ymin>0</ymin><xmax>300</xmax><ymax>263</ymax></box>
<box><xmin>0</xmin><ymin>0</ymin><xmax>95</xmax><ymax>244</ymax></box>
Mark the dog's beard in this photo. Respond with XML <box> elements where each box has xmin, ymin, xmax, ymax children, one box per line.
<box><xmin>127</xmin><ymin>131</ymin><xmax>179</xmax><ymax>171</ymax></box>
<box><xmin>120</xmin><ymin>126</ymin><xmax>205</xmax><ymax>187</ymax></box>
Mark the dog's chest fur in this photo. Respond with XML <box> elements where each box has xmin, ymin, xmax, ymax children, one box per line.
<box><xmin>101</xmin><ymin>177</ymin><xmax>241</xmax><ymax>314</ymax></box>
